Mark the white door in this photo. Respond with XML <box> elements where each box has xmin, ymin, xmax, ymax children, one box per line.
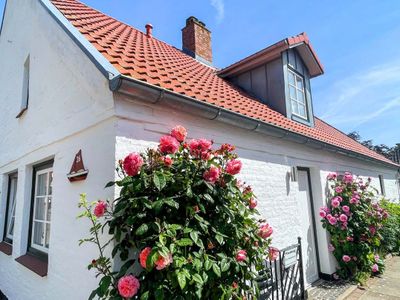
<box><xmin>297</xmin><ymin>169</ymin><xmax>319</xmax><ymax>287</ymax></box>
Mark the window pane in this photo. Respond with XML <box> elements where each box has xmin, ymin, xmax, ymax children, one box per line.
<box><xmin>33</xmin><ymin>221</ymin><xmax>45</xmax><ymax>247</ymax></box>
<box><xmin>288</xmin><ymin>71</ymin><xmax>295</xmax><ymax>85</ymax></box>
<box><xmin>298</xmin><ymin>104</ymin><xmax>307</xmax><ymax>118</ymax></box>
<box><xmin>7</xmin><ymin>217</ymin><xmax>15</xmax><ymax>237</ymax></box>
<box><xmin>6</xmin><ymin>176</ymin><xmax>17</xmax><ymax>239</ymax></box>
<box><xmin>296</xmin><ymin>75</ymin><xmax>304</xmax><ymax>90</ymax></box>
<box><xmin>36</xmin><ymin>173</ymin><xmax>47</xmax><ymax>196</ymax></box>
<box><xmin>45</xmin><ymin>224</ymin><xmax>51</xmax><ymax>248</ymax></box>
<box><xmin>289</xmin><ymin>86</ymin><xmax>296</xmax><ymax>99</ymax></box>
<box><xmin>297</xmin><ymin>90</ymin><xmax>305</xmax><ymax>104</ymax></box>
<box><xmin>48</xmin><ymin>172</ymin><xmax>53</xmax><ymax>196</ymax></box>
<box><xmin>34</xmin><ymin>197</ymin><xmax>46</xmax><ymax>221</ymax></box>
<box><xmin>291</xmin><ymin>100</ymin><xmax>299</xmax><ymax>115</ymax></box>
<box><xmin>47</xmin><ymin>197</ymin><xmax>52</xmax><ymax>222</ymax></box>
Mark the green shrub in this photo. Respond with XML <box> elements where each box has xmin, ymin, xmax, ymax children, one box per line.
<box><xmin>320</xmin><ymin>173</ymin><xmax>389</xmax><ymax>282</ymax></box>
<box><xmin>78</xmin><ymin>125</ymin><xmax>273</xmax><ymax>299</ymax></box>
<box><xmin>379</xmin><ymin>199</ymin><xmax>400</xmax><ymax>255</ymax></box>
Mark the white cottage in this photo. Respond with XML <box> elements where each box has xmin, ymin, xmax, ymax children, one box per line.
<box><xmin>0</xmin><ymin>0</ymin><xmax>399</xmax><ymax>299</ymax></box>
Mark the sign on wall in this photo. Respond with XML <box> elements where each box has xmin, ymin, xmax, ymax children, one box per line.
<box><xmin>67</xmin><ymin>150</ymin><xmax>88</xmax><ymax>182</ymax></box>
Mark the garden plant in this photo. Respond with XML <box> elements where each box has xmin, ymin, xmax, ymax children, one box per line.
<box><xmin>78</xmin><ymin>125</ymin><xmax>274</xmax><ymax>299</ymax></box>
<box><xmin>320</xmin><ymin>172</ymin><xmax>389</xmax><ymax>283</ymax></box>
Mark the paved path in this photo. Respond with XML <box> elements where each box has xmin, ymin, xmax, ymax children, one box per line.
<box><xmin>345</xmin><ymin>256</ymin><xmax>400</xmax><ymax>300</ymax></box>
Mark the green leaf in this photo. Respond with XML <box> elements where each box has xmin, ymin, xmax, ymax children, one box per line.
<box><xmin>215</xmin><ymin>234</ymin><xmax>224</xmax><ymax>245</ymax></box>
<box><xmin>140</xmin><ymin>291</ymin><xmax>150</xmax><ymax>300</ymax></box>
<box><xmin>88</xmin><ymin>289</ymin><xmax>98</xmax><ymax>300</ymax></box>
<box><xmin>176</xmin><ymin>271</ymin><xmax>187</xmax><ymax>290</ymax></box>
<box><xmin>104</xmin><ymin>181</ymin><xmax>115</xmax><ymax>188</ymax></box>
<box><xmin>204</xmin><ymin>259</ymin><xmax>212</xmax><ymax>271</ymax></box>
<box><xmin>164</xmin><ymin>198</ymin><xmax>179</xmax><ymax>209</ymax></box>
<box><xmin>212</xmin><ymin>263</ymin><xmax>221</xmax><ymax>277</ymax></box>
<box><xmin>135</xmin><ymin>223</ymin><xmax>149</xmax><ymax>236</ymax></box>
<box><xmin>190</xmin><ymin>231</ymin><xmax>199</xmax><ymax>244</ymax></box>
<box><xmin>155</xmin><ymin>286</ymin><xmax>164</xmax><ymax>300</ymax></box>
<box><xmin>221</xmin><ymin>258</ymin><xmax>230</xmax><ymax>272</ymax></box>
<box><xmin>192</xmin><ymin>273</ymin><xmax>204</xmax><ymax>285</ymax></box>
<box><xmin>98</xmin><ymin>275</ymin><xmax>111</xmax><ymax>296</ymax></box>
<box><xmin>176</xmin><ymin>238</ymin><xmax>193</xmax><ymax>247</ymax></box>
<box><xmin>153</xmin><ymin>172</ymin><xmax>166</xmax><ymax>191</ymax></box>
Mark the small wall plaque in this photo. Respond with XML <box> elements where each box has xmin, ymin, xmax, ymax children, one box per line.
<box><xmin>67</xmin><ymin>150</ymin><xmax>88</xmax><ymax>182</ymax></box>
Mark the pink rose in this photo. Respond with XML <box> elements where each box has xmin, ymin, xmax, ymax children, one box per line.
<box><xmin>118</xmin><ymin>275</ymin><xmax>140</xmax><ymax>298</ymax></box>
<box><xmin>258</xmin><ymin>224</ymin><xmax>273</xmax><ymax>239</ymax></box>
<box><xmin>268</xmin><ymin>247</ymin><xmax>279</xmax><ymax>261</ymax></box>
<box><xmin>343</xmin><ymin>172</ymin><xmax>353</xmax><ymax>184</ymax></box>
<box><xmin>93</xmin><ymin>201</ymin><xmax>107</xmax><ymax>218</ymax></box>
<box><xmin>226</xmin><ymin>159</ymin><xmax>242</xmax><ymax>175</ymax></box>
<box><xmin>189</xmin><ymin>139</ymin><xmax>212</xmax><ymax>158</ymax></box>
<box><xmin>331</xmin><ymin>199</ymin><xmax>340</xmax><ymax>208</ymax></box>
<box><xmin>339</xmin><ymin>214</ymin><xmax>348</xmax><ymax>222</ymax></box>
<box><xmin>335</xmin><ymin>186</ymin><xmax>343</xmax><ymax>193</ymax></box>
<box><xmin>203</xmin><ymin>166</ymin><xmax>220</xmax><ymax>183</ymax></box>
<box><xmin>236</xmin><ymin>250</ymin><xmax>247</xmax><ymax>262</ymax></box>
<box><xmin>319</xmin><ymin>209</ymin><xmax>327</xmax><ymax>218</ymax></box>
<box><xmin>369</xmin><ymin>226</ymin><xmax>376</xmax><ymax>235</ymax></box>
<box><xmin>327</xmin><ymin>172</ymin><xmax>337</xmax><ymax>180</ymax></box>
<box><xmin>349</xmin><ymin>197</ymin><xmax>358</xmax><ymax>204</ymax></box>
<box><xmin>139</xmin><ymin>247</ymin><xmax>152</xmax><ymax>269</ymax></box>
<box><xmin>159</xmin><ymin>135</ymin><xmax>180</xmax><ymax>154</ymax></box>
<box><xmin>342</xmin><ymin>205</ymin><xmax>350</xmax><ymax>213</ymax></box>
<box><xmin>170</xmin><ymin>125</ymin><xmax>187</xmax><ymax>142</ymax></box>
<box><xmin>328</xmin><ymin>244</ymin><xmax>335</xmax><ymax>252</ymax></box>
<box><xmin>219</xmin><ymin>143</ymin><xmax>235</xmax><ymax>153</ymax></box>
<box><xmin>155</xmin><ymin>253</ymin><xmax>173</xmax><ymax>270</ymax></box>
<box><xmin>342</xmin><ymin>255</ymin><xmax>351</xmax><ymax>263</ymax></box>
<box><xmin>372</xmin><ymin>264</ymin><xmax>379</xmax><ymax>273</ymax></box>
<box><xmin>328</xmin><ymin>217</ymin><xmax>337</xmax><ymax>225</ymax></box>
<box><xmin>123</xmin><ymin>153</ymin><xmax>144</xmax><ymax>176</ymax></box>
<box><xmin>346</xmin><ymin>236</ymin><xmax>354</xmax><ymax>242</ymax></box>
<box><xmin>249</xmin><ymin>198</ymin><xmax>257</xmax><ymax>209</ymax></box>
<box><xmin>374</xmin><ymin>254</ymin><xmax>380</xmax><ymax>262</ymax></box>
<box><xmin>161</xmin><ymin>156</ymin><xmax>173</xmax><ymax>167</ymax></box>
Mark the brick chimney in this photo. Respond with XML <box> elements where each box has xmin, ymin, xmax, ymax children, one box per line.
<box><xmin>182</xmin><ymin>16</ymin><xmax>212</xmax><ymax>65</ymax></box>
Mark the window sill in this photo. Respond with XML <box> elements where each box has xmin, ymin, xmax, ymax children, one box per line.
<box><xmin>15</xmin><ymin>253</ymin><xmax>48</xmax><ymax>277</ymax></box>
<box><xmin>0</xmin><ymin>241</ymin><xmax>12</xmax><ymax>256</ymax></box>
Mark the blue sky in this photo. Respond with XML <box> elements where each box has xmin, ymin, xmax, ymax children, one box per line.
<box><xmin>1</xmin><ymin>1</ymin><xmax>399</xmax><ymax>145</ymax></box>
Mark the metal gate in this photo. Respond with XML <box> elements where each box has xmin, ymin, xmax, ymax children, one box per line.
<box><xmin>257</xmin><ymin>237</ymin><xmax>305</xmax><ymax>300</ymax></box>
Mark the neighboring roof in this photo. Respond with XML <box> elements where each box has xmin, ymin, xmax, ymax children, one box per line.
<box><xmin>48</xmin><ymin>0</ymin><xmax>397</xmax><ymax>167</ymax></box>
<box><xmin>218</xmin><ymin>32</ymin><xmax>324</xmax><ymax>78</ymax></box>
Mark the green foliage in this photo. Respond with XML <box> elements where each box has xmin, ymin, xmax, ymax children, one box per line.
<box><xmin>379</xmin><ymin>199</ymin><xmax>400</xmax><ymax>255</ymax></box>
<box><xmin>78</xmin><ymin>128</ymin><xmax>272</xmax><ymax>299</ymax></box>
<box><xmin>320</xmin><ymin>173</ymin><xmax>388</xmax><ymax>282</ymax></box>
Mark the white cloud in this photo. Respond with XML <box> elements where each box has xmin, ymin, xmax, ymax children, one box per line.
<box><xmin>320</xmin><ymin>61</ymin><xmax>400</xmax><ymax>127</ymax></box>
<box><xmin>210</xmin><ymin>0</ymin><xmax>225</xmax><ymax>24</ymax></box>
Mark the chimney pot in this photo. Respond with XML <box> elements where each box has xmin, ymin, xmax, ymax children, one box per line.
<box><xmin>182</xmin><ymin>16</ymin><xmax>212</xmax><ymax>65</ymax></box>
<box><xmin>145</xmin><ymin>23</ymin><xmax>153</xmax><ymax>37</ymax></box>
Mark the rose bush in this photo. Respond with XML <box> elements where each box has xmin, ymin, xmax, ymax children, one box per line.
<box><xmin>320</xmin><ymin>172</ymin><xmax>389</xmax><ymax>282</ymax></box>
<box><xmin>78</xmin><ymin>125</ymin><xmax>273</xmax><ymax>299</ymax></box>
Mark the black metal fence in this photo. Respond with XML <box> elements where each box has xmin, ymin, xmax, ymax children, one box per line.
<box><xmin>257</xmin><ymin>237</ymin><xmax>305</xmax><ymax>300</ymax></box>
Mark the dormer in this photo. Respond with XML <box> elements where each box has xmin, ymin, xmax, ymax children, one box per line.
<box><xmin>218</xmin><ymin>33</ymin><xmax>324</xmax><ymax>127</ymax></box>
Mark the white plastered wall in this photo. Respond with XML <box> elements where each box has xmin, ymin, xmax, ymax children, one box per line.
<box><xmin>0</xmin><ymin>0</ymin><xmax>116</xmax><ymax>299</ymax></box>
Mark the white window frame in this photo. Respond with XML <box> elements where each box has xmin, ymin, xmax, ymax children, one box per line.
<box><xmin>288</xmin><ymin>69</ymin><xmax>308</xmax><ymax>120</ymax></box>
<box><xmin>5</xmin><ymin>174</ymin><xmax>18</xmax><ymax>242</ymax></box>
<box><xmin>30</xmin><ymin>167</ymin><xmax>53</xmax><ymax>253</ymax></box>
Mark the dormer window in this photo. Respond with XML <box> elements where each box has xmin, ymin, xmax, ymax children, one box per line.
<box><xmin>288</xmin><ymin>69</ymin><xmax>307</xmax><ymax>119</ymax></box>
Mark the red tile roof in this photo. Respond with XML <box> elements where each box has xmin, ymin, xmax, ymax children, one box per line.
<box><xmin>50</xmin><ymin>0</ymin><xmax>397</xmax><ymax>167</ymax></box>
